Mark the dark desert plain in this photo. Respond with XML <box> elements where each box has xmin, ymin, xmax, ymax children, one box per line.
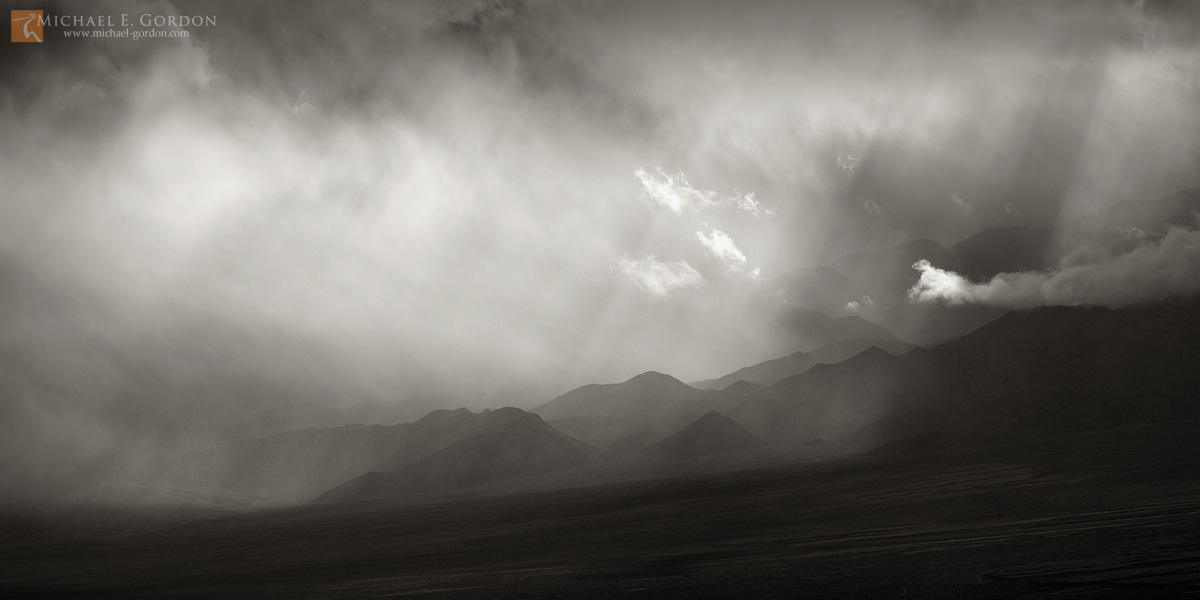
<box><xmin>5</xmin><ymin>421</ymin><xmax>1200</xmax><ymax>598</ymax></box>
<box><xmin>6</xmin><ymin>0</ymin><xmax>1200</xmax><ymax>598</ymax></box>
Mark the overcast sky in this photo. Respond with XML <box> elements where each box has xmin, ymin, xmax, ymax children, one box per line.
<box><xmin>3</xmin><ymin>0</ymin><xmax>1200</xmax><ymax>466</ymax></box>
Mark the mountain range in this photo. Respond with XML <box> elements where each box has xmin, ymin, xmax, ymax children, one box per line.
<box><xmin>691</xmin><ymin>337</ymin><xmax>915</xmax><ymax>390</ymax></box>
<box><xmin>150</xmin><ymin>406</ymin><xmax>562</xmax><ymax>501</ymax></box>
<box><xmin>316</xmin><ymin>408</ymin><xmax>592</xmax><ymax>503</ymax></box>
<box><xmin>126</xmin><ymin>187</ymin><xmax>1200</xmax><ymax>507</ymax></box>
<box><xmin>728</xmin><ymin>299</ymin><xmax>1200</xmax><ymax>445</ymax></box>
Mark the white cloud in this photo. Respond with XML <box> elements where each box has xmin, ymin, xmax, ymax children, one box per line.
<box><xmin>837</xmin><ymin>152</ymin><xmax>857</xmax><ymax>174</ymax></box>
<box><xmin>734</xmin><ymin>191</ymin><xmax>774</xmax><ymax>217</ymax></box>
<box><xmin>845</xmin><ymin>295</ymin><xmax>875</xmax><ymax>312</ymax></box>
<box><xmin>634</xmin><ymin>166</ymin><xmax>771</xmax><ymax>216</ymax></box>
<box><xmin>696</xmin><ymin>228</ymin><xmax>748</xmax><ymax>271</ymax></box>
<box><xmin>635</xmin><ymin>166</ymin><xmax>717</xmax><ymax>213</ymax></box>
<box><xmin>616</xmin><ymin>256</ymin><xmax>706</xmax><ymax>296</ymax></box>
<box><xmin>908</xmin><ymin>226</ymin><xmax>1200</xmax><ymax>308</ymax></box>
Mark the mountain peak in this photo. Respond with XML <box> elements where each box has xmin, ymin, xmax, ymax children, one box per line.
<box><xmin>720</xmin><ymin>380</ymin><xmax>762</xmax><ymax>396</ymax></box>
<box><xmin>646</xmin><ymin>411</ymin><xmax>759</xmax><ymax>460</ymax></box>
<box><xmin>414</xmin><ymin>407</ymin><xmax>475</xmax><ymax>425</ymax></box>
<box><xmin>627</xmin><ymin>370</ymin><xmax>680</xmax><ymax>384</ymax></box>
<box><xmin>414</xmin><ymin>406</ymin><xmax>540</xmax><ymax>427</ymax></box>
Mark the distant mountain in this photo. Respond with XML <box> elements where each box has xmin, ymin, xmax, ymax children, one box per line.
<box><xmin>315</xmin><ymin>412</ymin><xmax>591</xmax><ymax>502</ymax></box>
<box><xmin>149</xmin><ymin>407</ymin><xmax>550</xmax><ymax>501</ymax></box>
<box><xmin>828</xmin><ymin>238</ymin><xmax>960</xmax><ymax>299</ymax></box>
<box><xmin>645</xmin><ymin>412</ymin><xmax>759</xmax><ymax>461</ymax></box>
<box><xmin>767</xmin><ymin>239</ymin><xmax>1004</xmax><ymax>345</ymax></box>
<box><xmin>719</xmin><ymin>380</ymin><xmax>762</xmax><ymax>396</ymax></box>
<box><xmin>770</xmin><ymin>265</ymin><xmax>862</xmax><ymax>315</ymax></box>
<box><xmin>947</xmin><ymin>226</ymin><xmax>1055</xmax><ymax>281</ymax></box>
<box><xmin>774</xmin><ymin>309</ymin><xmax>900</xmax><ymax>352</ymax></box>
<box><xmin>1065</xmin><ymin>186</ymin><xmax>1200</xmax><ymax>259</ymax></box>
<box><xmin>534</xmin><ymin>371</ymin><xmax>727</xmax><ymax>449</ymax></box>
<box><xmin>1077</xmin><ymin>186</ymin><xmax>1200</xmax><ymax>236</ymax></box>
<box><xmin>729</xmin><ymin>345</ymin><xmax>914</xmax><ymax>442</ymax></box>
<box><xmin>694</xmin><ymin>337</ymin><xmax>916</xmax><ymax>390</ymax></box>
<box><xmin>730</xmin><ymin>298</ymin><xmax>1200</xmax><ymax>446</ymax></box>
<box><xmin>535</xmin><ymin>371</ymin><xmax>709</xmax><ymax>421</ymax></box>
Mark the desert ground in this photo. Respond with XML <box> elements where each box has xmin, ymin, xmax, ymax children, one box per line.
<box><xmin>5</xmin><ymin>421</ymin><xmax>1199</xmax><ymax>598</ymax></box>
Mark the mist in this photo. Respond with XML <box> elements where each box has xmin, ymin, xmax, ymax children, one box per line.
<box><xmin>3</xmin><ymin>0</ymin><xmax>1200</xmax><ymax>475</ymax></box>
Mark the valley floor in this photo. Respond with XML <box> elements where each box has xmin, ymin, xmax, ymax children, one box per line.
<box><xmin>4</xmin><ymin>421</ymin><xmax>1200</xmax><ymax>598</ymax></box>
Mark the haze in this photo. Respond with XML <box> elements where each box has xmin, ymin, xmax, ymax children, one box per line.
<box><xmin>3</xmin><ymin>0</ymin><xmax>1200</xmax><ymax>474</ymax></box>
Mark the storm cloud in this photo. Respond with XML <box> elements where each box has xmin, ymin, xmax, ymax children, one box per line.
<box><xmin>3</xmin><ymin>0</ymin><xmax>1200</xmax><ymax>472</ymax></box>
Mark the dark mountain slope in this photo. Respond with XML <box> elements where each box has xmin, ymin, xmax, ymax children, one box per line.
<box><xmin>731</xmin><ymin>299</ymin><xmax>1200</xmax><ymax>445</ymax></box>
<box><xmin>645</xmin><ymin>412</ymin><xmax>759</xmax><ymax>461</ymax></box>
<box><xmin>697</xmin><ymin>337</ymin><xmax>915</xmax><ymax>390</ymax></box>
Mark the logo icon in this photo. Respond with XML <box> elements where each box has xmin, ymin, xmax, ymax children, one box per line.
<box><xmin>11</xmin><ymin>10</ymin><xmax>43</xmax><ymax>43</ymax></box>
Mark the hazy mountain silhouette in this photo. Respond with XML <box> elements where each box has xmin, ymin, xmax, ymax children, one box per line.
<box><xmin>693</xmin><ymin>337</ymin><xmax>916</xmax><ymax>390</ymax></box>
<box><xmin>149</xmin><ymin>407</ymin><xmax>554</xmax><ymax>501</ymax></box>
<box><xmin>774</xmin><ymin>309</ymin><xmax>900</xmax><ymax>352</ymax></box>
<box><xmin>768</xmin><ymin>265</ymin><xmax>861</xmax><ymax>315</ymax></box>
<box><xmin>1064</xmin><ymin>186</ymin><xmax>1200</xmax><ymax>259</ymax></box>
<box><xmin>767</xmin><ymin>238</ymin><xmax>1004</xmax><ymax>345</ymax></box>
<box><xmin>718</xmin><ymin>380</ymin><xmax>762</xmax><ymax>396</ymax></box>
<box><xmin>534</xmin><ymin>371</ymin><xmax>727</xmax><ymax>450</ymax></box>
<box><xmin>142</xmin><ymin>188</ymin><xmax>1200</xmax><ymax>505</ymax></box>
<box><xmin>645</xmin><ymin>411</ymin><xmax>759</xmax><ymax>461</ymax></box>
<box><xmin>831</xmin><ymin>238</ymin><xmax>959</xmax><ymax>293</ymax></box>
<box><xmin>315</xmin><ymin>410</ymin><xmax>591</xmax><ymax>502</ymax></box>
<box><xmin>1077</xmin><ymin>186</ymin><xmax>1200</xmax><ymax>236</ymax></box>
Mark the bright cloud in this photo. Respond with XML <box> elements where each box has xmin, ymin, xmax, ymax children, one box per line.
<box><xmin>845</xmin><ymin>295</ymin><xmax>875</xmax><ymax>312</ymax></box>
<box><xmin>635</xmin><ymin>167</ymin><xmax>770</xmax><ymax>216</ymax></box>
<box><xmin>616</xmin><ymin>256</ymin><xmax>706</xmax><ymax>296</ymax></box>
<box><xmin>635</xmin><ymin>167</ymin><xmax>717</xmax><ymax>213</ymax></box>
<box><xmin>696</xmin><ymin>228</ymin><xmax>748</xmax><ymax>271</ymax></box>
<box><xmin>734</xmin><ymin>192</ymin><xmax>774</xmax><ymax>217</ymax></box>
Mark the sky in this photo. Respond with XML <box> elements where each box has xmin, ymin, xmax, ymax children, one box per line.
<box><xmin>2</xmin><ymin>0</ymin><xmax>1200</xmax><ymax>470</ymax></box>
